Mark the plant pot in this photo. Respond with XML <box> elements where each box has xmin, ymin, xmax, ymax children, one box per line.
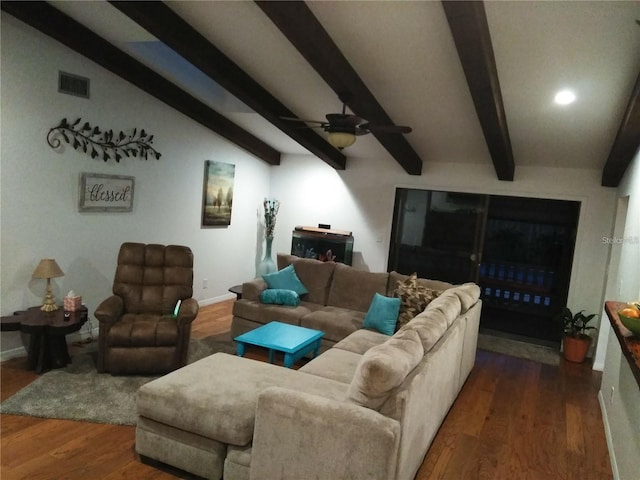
<box><xmin>562</xmin><ymin>334</ymin><xmax>591</xmax><ymax>363</ymax></box>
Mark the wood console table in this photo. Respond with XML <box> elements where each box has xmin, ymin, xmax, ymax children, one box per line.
<box><xmin>604</xmin><ymin>301</ymin><xmax>640</xmax><ymax>388</ymax></box>
<box><xmin>1</xmin><ymin>306</ymin><xmax>88</xmax><ymax>373</ymax></box>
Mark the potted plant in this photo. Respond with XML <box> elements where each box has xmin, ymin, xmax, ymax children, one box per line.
<box><xmin>554</xmin><ymin>307</ymin><xmax>598</xmax><ymax>363</ymax></box>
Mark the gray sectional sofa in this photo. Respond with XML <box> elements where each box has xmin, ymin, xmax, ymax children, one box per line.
<box><xmin>135</xmin><ymin>255</ymin><xmax>482</xmax><ymax>480</ymax></box>
<box><xmin>231</xmin><ymin>254</ymin><xmax>454</xmax><ymax>351</ymax></box>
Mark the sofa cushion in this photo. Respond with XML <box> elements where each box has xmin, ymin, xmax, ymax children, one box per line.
<box><xmin>136</xmin><ymin>416</ymin><xmax>227</xmax><ymax>480</ymax></box>
<box><xmin>277</xmin><ymin>254</ymin><xmax>337</xmax><ymax>305</ymax></box>
<box><xmin>293</xmin><ymin>258</ymin><xmax>336</xmax><ymax>305</ymax></box>
<box><xmin>276</xmin><ymin>253</ymin><xmax>298</xmax><ymax>270</ymax></box>
<box><xmin>402</xmin><ymin>309</ymin><xmax>450</xmax><ymax>353</ymax></box>
<box><xmin>300</xmin><ymin>306</ymin><xmax>365</xmax><ymax>343</ymax></box>
<box><xmin>327</xmin><ymin>263</ymin><xmax>389</xmax><ymax>312</ymax></box>
<box><xmin>260</xmin><ymin>289</ymin><xmax>300</xmax><ymax>306</ymax></box>
<box><xmin>299</xmin><ymin>348</ymin><xmax>363</xmax><ymax>384</ymax></box>
<box><xmin>232</xmin><ymin>300</ymin><xmax>323</xmax><ymax>327</ymax></box>
<box><xmin>451</xmin><ymin>283</ymin><xmax>481</xmax><ymax>313</ymax></box>
<box><xmin>262</xmin><ymin>264</ymin><xmax>309</xmax><ymax>296</ymax></box>
<box><xmin>387</xmin><ymin>271</ymin><xmax>453</xmax><ymax>297</ymax></box>
<box><xmin>347</xmin><ymin>328</ymin><xmax>424</xmax><ymax>410</ymax></box>
<box><xmin>394</xmin><ymin>273</ymin><xmax>442</xmax><ymax>329</ymax></box>
<box><xmin>225</xmin><ymin>444</ymin><xmax>252</xmax><ymax>477</ymax></box>
<box><xmin>363</xmin><ymin>293</ymin><xmax>401</xmax><ymax>335</ymax></box>
<box><xmin>425</xmin><ymin>291</ymin><xmax>462</xmax><ymax>327</ymax></box>
<box><xmin>333</xmin><ymin>329</ymin><xmax>389</xmax><ymax>355</ymax></box>
<box><xmin>137</xmin><ymin>353</ymin><xmax>349</xmax><ymax>446</ymax></box>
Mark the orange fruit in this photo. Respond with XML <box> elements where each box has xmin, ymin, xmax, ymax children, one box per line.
<box><xmin>619</xmin><ymin>307</ymin><xmax>640</xmax><ymax>319</ymax></box>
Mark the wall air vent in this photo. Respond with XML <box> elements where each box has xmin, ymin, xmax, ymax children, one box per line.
<box><xmin>58</xmin><ymin>71</ymin><xmax>90</xmax><ymax>99</ymax></box>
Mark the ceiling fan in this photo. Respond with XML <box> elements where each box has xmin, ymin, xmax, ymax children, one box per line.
<box><xmin>282</xmin><ymin>94</ymin><xmax>412</xmax><ymax>150</ymax></box>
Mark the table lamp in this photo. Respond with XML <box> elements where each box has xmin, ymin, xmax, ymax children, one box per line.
<box><xmin>32</xmin><ymin>258</ymin><xmax>64</xmax><ymax>312</ymax></box>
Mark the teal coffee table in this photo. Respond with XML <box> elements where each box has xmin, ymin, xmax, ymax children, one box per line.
<box><xmin>234</xmin><ymin>321</ymin><xmax>324</xmax><ymax>368</ymax></box>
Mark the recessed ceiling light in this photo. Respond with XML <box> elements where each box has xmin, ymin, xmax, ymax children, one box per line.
<box><xmin>554</xmin><ymin>89</ymin><xmax>576</xmax><ymax>105</ymax></box>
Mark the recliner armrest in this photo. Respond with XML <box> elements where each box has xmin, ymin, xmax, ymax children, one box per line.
<box><xmin>176</xmin><ymin>298</ymin><xmax>199</xmax><ymax>326</ymax></box>
<box><xmin>94</xmin><ymin>295</ymin><xmax>123</xmax><ymax>325</ymax></box>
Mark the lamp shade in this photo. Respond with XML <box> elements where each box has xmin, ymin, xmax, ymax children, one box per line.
<box><xmin>33</xmin><ymin>258</ymin><xmax>64</xmax><ymax>279</ymax></box>
<box><xmin>328</xmin><ymin>131</ymin><xmax>356</xmax><ymax>150</ymax></box>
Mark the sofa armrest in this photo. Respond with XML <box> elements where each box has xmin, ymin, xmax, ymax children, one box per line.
<box><xmin>94</xmin><ymin>295</ymin><xmax>123</xmax><ymax>325</ymax></box>
<box><xmin>251</xmin><ymin>386</ymin><xmax>400</xmax><ymax>480</ymax></box>
<box><xmin>176</xmin><ymin>297</ymin><xmax>199</xmax><ymax>327</ymax></box>
<box><xmin>242</xmin><ymin>278</ymin><xmax>268</xmax><ymax>302</ymax></box>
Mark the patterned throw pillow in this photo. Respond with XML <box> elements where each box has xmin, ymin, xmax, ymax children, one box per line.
<box><xmin>394</xmin><ymin>273</ymin><xmax>442</xmax><ymax>329</ymax></box>
<box><xmin>260</xmin><ymin>289</ymin><xmax>301</xmax><ymax>306</ymax></box>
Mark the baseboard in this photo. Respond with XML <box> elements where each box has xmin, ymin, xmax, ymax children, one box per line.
<box><xmin>0</xmin><ymin>326</ymin><xmax>98</xmax><ymax>363</ymax></box>
<box><xmin>592</xmin><ymin>358</ymin><xmax>605</xmax><ymax>371</ymax></box>
<box><xmin>199</xmin><ymin>292</ymin><xmax>236</xmax><ymax>307</ymax></box>
<box><xmin>0</xmin><ymin>345</ymin><xmax>27</xmax><ymax>362</ymax></box>
<box><xmin>598</xmin><ymin>390</ymin><xmax>620</xmax><ymax>480</ymax></box>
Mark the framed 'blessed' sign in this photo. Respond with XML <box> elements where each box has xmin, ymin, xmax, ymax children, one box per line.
<box><xmin>79</xmin><ymin>173</ymin><xmax>135</xmax><ymax>212</ymax></box>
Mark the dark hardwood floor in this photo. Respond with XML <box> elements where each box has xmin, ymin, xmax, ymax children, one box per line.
<box><xmin>1</xmin><ymin>299</ymin><xmax>612</xmax><ymax>480</ymax></box>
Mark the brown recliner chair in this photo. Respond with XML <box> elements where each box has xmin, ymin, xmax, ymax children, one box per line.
<box><xmin>94</xmin><ymin>242</ymin><xmax>199</xmax><ymax>375</ymax></box>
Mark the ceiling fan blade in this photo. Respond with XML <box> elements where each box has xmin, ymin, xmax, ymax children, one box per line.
<box><xmin>358</xmin><ymin>123</ymin><xmax>412</xmax><ymax>135</ymax></box>
<box><xmin>326</xmin><ymin>113</ymin><xmax>364</xmax><ymax>127</ymax></box>
<box><xmin>280</xmin><ymin>116</ymin><xmax>326</xmax><ymax>125</ymax></box>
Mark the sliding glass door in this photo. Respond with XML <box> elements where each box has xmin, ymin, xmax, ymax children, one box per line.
<box><xmin>389</xmin><ymin>189</ymin><xmax>487</xmax><ymax>284</ymax></box>
<box><xmin>389</xmin><ymin>188</ymin><xmax>580</xmax><ymax>344</ymax></box>
<box><xmin>478</xmin><ymin>195</ymin><xmax>580</xmax><ymax>342</ymax></box>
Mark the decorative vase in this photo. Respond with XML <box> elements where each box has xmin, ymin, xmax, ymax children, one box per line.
<box><xmin>256</xmin><ymin>236</ymin><xmax>276</xmax><ymax>277</ymax></box>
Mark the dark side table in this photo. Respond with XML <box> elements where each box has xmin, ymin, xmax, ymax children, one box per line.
<box><xmin>1</xmin><ymin>306</ymin><xmax>88</xmax><ymax>373</ymax></box>
<box><xmin>228</xmin><ymin>284</ymin><xmax>243</xmax><ymax>300</ymax></box>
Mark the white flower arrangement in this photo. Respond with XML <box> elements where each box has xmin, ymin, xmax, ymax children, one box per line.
<box><xmin>263</xmin><ymin>198</ymin><xmax>280</xmax><ymax>239</ymax></box>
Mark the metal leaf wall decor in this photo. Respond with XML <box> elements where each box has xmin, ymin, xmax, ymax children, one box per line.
<box><xmin>47</xmin><ymin>118</ymin><xmax>161</xmax><ymax>162</ymax></box>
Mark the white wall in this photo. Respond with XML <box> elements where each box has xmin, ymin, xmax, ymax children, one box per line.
<box><xmin>598</xmin><ymin>149</ymin><xmax>640</xmax><ymax>480</ymax></box>
<box><xmin>1</xmin><ymin>15</ymin><xmax>272</xmax><ymax>357</ymax></box>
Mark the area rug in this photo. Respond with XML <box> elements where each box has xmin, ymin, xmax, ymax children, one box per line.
<box><xmin>477</xmin><ymin>332</ymin><xmax>560</xmax><ymax>366</ymax></box>
<box><xmin>0</xmin><ymin>334</ymin><xmax>236</xmax><ymax>426</ymax></box>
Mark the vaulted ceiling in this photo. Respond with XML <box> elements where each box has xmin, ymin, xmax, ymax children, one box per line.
<box><xmin>2</xmin><ymin>0</ymin><xmax>639</xmax><ymax>187</ymax></box>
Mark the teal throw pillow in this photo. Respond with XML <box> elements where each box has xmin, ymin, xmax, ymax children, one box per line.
<box><xmin>262</xmin><ymin>264</ymin><xmax>309</xmax><ymax>296</ymax></box>
<box><xmin>260</xmin><ymin>289</ymin><xmax>301</xmax><ymax>306</ymax></box>
<box><xmin>363</xmin><ymin>293</ymin><xmax>401</xmax><ymax>336</ymax></box>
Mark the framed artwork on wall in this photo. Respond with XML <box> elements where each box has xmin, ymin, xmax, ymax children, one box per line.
<box><xmin>78</xmin><ymin>173</ymin><xmax>134</xmax><ymax>212</ymax></box>
<box><xmin>201</xmin><ymin>160</ymin><xmax>235</xmax><ymax>227</ymax></box>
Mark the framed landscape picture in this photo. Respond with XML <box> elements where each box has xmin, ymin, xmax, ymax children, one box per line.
<box><xmin>201</xmin><ymin>160</ymin><xmax>235</xmax><ymax>227</ymax></box>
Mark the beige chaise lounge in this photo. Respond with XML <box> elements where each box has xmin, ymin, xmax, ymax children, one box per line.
<box><xmin>135</xmin><ymin>256</ymin><xmax>482</xmax><ymax>480</ymax></box>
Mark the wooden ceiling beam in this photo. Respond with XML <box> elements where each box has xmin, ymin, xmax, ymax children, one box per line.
<box><xmin>111</xmin><ymin>1</ymin><xmax>346</xmax><ymax>170</ymax></box>
<box><xmin>256</xmin><ymin>1</ymin><xmax>423</xmax><ymax>176</ymax></box>
<box><xmin>442</xmin><ymin>0</ymin><xmax>515</xmax><ymax>181</ymax></box>
<box><xmin>601</xmin><ymin>70</ymin><xmax>640</xmax><ymax>187</ymax></box>
<box><xmin>1</xmin><ymin>1</ymin><xmax>281</xmax><ymax>165</ymax></box>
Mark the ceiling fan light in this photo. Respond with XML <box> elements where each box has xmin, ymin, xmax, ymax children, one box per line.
<box><xmin>328</xmin><ymin>131</ymin><xmax>356</xmax><ymax>149</ymax></box>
